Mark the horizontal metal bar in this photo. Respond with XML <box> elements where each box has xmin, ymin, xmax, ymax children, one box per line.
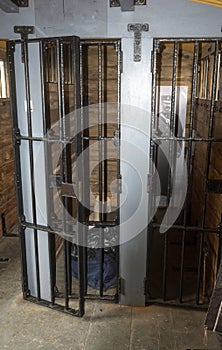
<box><xmin>15</xmin><ymin>134</ymin><xmax>76</xmax><ymax>144</ymax></box>
<box><xmin>64</xmin><ymin>293</ymin><xmax>117</xmax><ymax>302</ymax></box>
<box><xmin>146</xmin><ymin>299</ymin><xmax>208</xmax><ymax>311</ymax></box>
<box><xmin>83</xmin><ymin>136</ymin><xmax>114</xmax><ymax>141</ymax></box>
<box><xmin>152</xmin><ymin>136</ymin><xmax>222</xmax><ymax>142</ymax></box>
<box><xmin>83</xmin><ymin>220</ymin><xmax>119</xmax><ymax>227</ymax></box>
<box><xmin>150</xmin><ymin>223</ymin><xmax>219</xmax><ymax>233</ymax></box>
<box><xmin>21</xmin><ymin>219</ymin><xmax>119</xmax><ymax>235</ymax></box>
<box><xmin>11</xmin><ymin>37</ymin><xmax>121</xmax><ymax>46</ymax></box>
<box><xmin>155</xmin><ymin>37</ymin><xmax>222</xmax><ymax>43</ymax></box>
<box><xmin>21</xmin><ymin>222</ymin><xmax>60</xmax><ymax>235</ymax></box>
<box><xmin>24</xmin><ymin>295</ymin><xmax>81</xmax><ymax>317</ymax></box>
<box><xmin>81</xmin><ymin>40</ymin><xmax>121</xmax><ymax>46</ymax></box>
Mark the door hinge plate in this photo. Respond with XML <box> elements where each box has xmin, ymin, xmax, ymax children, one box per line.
<box><xmin>144</xmin><ymin>277</ymin><xmax>148</xmax><ymax>295</ymax></box>
<box><xmin>118</xmin><ymin>277</ymin><xmax>125</xmax><ymax>294</ymax></box>
<box><xmin>127</xmin><ymin>23</ymin><xmax>149</xmax><ymax>62</ymax></box>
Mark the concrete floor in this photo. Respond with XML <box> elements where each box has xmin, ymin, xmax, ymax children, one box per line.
<box><xmin>0</xmin><ymin>236</ymin><xmax>221</xmax><ymax>350</ymax></box>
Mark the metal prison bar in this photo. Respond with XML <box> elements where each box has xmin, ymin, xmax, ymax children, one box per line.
<box><xmin>147</xmin><ymin>38</ymin><xmax>222</xmax><ymax>309</ymax></box>
<box><xmin>7</xmin><ymin>36</ymin><xmax>121</xmax><ymax>317</ymax></box>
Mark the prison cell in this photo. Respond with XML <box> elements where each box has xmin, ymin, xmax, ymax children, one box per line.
<box><xmin>7</xmin><ymin>36</ymin><xmax>121</xmax><ymax>317</ymax></box>
<box><xmin>147</xmin><ymin>38</ymin><xmax>222</xmax><ymax>309</ymax></box>
<box><xmin>7</xmin><ymin>33</ymin><xmax>222</xmax><ymax>317</ymax></box>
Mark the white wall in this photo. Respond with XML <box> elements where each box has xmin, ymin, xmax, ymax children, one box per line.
<box><xmin>108</xmin><ymin>0</ymin><xmax>222</xmax><ymax>38</ymax></box>
<box><xmin>0</xmin><ymin>0</ymin><xmax>35</xmax><ymax>39</ymax></box>
<box><xmin>1</xmin><ymin>0</ymin><xmax>222</xmax><ymax>39</ymax></box>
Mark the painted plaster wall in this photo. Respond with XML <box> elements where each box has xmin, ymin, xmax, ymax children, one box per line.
<box><xmin>0</xmin><ymin>0</ymin><xmax>222</xmax><ymax>39</ymax></box>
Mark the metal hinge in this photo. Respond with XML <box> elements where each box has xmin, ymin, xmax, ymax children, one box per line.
<box><xmin>117</xmin><ymin>174</ymin><xmax>122</xmax><ymax>193</ymax></box>
<box><xmin>150</xmin><ymin>50</ymin><xmax>154</xmax><ymax>73</ymax></box>
<box><xmin>120</xmin><ymin>51</ymin><xmax>123</xmax><ymax>73</ymax></box>
<box><xmin>144</xmin><ymin>277</ymin><xmax>148</xmax><ymax>295</ymax></box>
<box><xmin>118</xmin><ymin>277</ymin><xmax>125</xmax><ymax>294</ymax></box>
<box><xmin>113</xmin><ymin>129</ymin><xmax>120</xmax><ymax>146</ymax></box>
<box><xmin>147</xmin><ymin>174</ymin><xmax>152</xmax><ymax>193</ymax></box>
<box><xmin>14</xmin><ymin>128</ymin><xmax>21</xmax><ymax>145</ymax></box>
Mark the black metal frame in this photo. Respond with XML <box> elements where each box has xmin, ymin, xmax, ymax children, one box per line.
<box><xmin>147</xmin><ymin>37</ymin><xmax>222</xmax><ymax>309</ymax></box>
<box><xmin>7</xmin><ymin>36</ymin><xmax>121</xmax><ymax>317</ymax></box>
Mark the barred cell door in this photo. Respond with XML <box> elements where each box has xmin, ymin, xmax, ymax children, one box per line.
<box><xmin>8</xmin><ymin>33</ymin><xmax>121</xmax><ymax>317</ymax></box>
<box><xmin>147</xmin><ymin>38</ymin><xmax>222</xmax><ymax>309</ymax></box>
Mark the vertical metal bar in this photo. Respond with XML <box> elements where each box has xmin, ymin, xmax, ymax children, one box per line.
<box><xmin>167</xmin><ymin>41</ymin><xmax>178</xmax><ymax>203</ymax></box>
<box><xmin>79</xmin><ymin>43</ymin><xmax>88</xmax><ymax>296</ymax></box>
<box><xmin>162</xmin><ymin>232</ymin><xmax>168</xmax><ymax>301</ymax></box>
<box><xmin>217</xmin><ymin>216</ymin><xmax>222</xmax><ymax>273</ymax></box>
<box><xmin>170</xmin><ymin>41</ymin><xmax>178</xmax><ymax>136</ymax></box>
<box><xmin>196</xmin><ymin>40</ymin><xmax>219</xmax><ymax>304</ymax></box>
<box><xmin>1</xmin><ymin>213</ymin><xmax>7</xmax><ymax>236</ymax></box>
<box><xmin>98</xmin><ymin>43</ymin><xmax>104</xmax><ymax>297</ymax></box>
<box><xmin>23</xmin><ymin>38</ymin><xmax>41</xmax><ymax>301</ymax></box>
<box><xmin>179</xmin><ymin>41</ymin><xmax>199</xmax><ymax>303</ymax></box>
<box><xmin>7</xmin><ymin>40</ymin><xmax>29</xmax><ymax>297</ymax></box>
<box><xmin>115</xmin><ymin>40</ymin><xmax>121</xmax><ymax>299</ymax></box>
<box><xmin>103</xmin><ymin>46</ymin><xmax>108</xmax><ymax>219</ymax></box>
<box><xmin>39</xmin><ymin>40</ymin><xmax>56</xmax><ymax>305</ymax></box>
<box><xmin>151</xmin><ymin>41</ymin><xmax>158</xmax><ymax>136</ymax></box>
<box><xmin>73</xmin><ymin>37</ymin><xmax>85</xmax><ymax>316</ymax></box>
<box><xmin>56</xmin><ymin>39</ymin><xmax>70</xmax><ymax>309</ymax></box>
<box><xmin>150</xmin><ymin>41</ymin><xmax>158</xmax><ymax>213</ymax></box>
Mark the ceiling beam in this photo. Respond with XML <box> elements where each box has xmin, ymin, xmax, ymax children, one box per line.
<box><xmin>0</xmin><ymin>0</ymin><xmax>28</xmax><ymax>12</ymax></box>
<box><xmin>190</xmin><ymin>0</ymin><xmax>222</xmax><ymax>8</ymax></box>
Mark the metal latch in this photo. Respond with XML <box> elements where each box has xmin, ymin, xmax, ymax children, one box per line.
<box><xmin>14</xmin><ymin>25</ymin><xmax>35</xmax><ymax>62</ymax></box>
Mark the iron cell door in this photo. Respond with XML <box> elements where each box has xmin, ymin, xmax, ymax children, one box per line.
<box><xmin>7</xmin><ymin>36</ymin><xmax>121</xmax><ymax>317</ymax></box>
<box><xmin>147</xmin><ymin>38</ymin><xmax>222</xmax><ymax>309</ymax></box>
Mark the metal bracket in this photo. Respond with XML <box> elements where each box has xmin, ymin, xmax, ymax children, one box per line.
<box><xmin>14</xmin><ymin>26</ymin><xmax>35</xmax><ymax>62</ymax></box>
<box><xmin>12</xmin><ymin>0</ymin><xmax>28</xmax><ymax>6</ymax></box>
<box><xmin>49</xmin><ymin>175</ymin><xmax>62</xmax><ymax>188</ymax></box>
<box><xmin>127</xmin><ymin>23</ymin><xmax>149</xmax><ymax>62</ymax></box>
<box><xmin>147</xmin><ymin>174</ymin><xmax>152</xmax><ymax>193</ymax></box>
<box><xmin>110</xmin><ymin>0</ymin><xmax>146</xmax><ymax>10</ymax></box>
<box><xmin>113</xmin><ymin>129</ymin><xmax>120</xmax><ymax>146</ymax></box>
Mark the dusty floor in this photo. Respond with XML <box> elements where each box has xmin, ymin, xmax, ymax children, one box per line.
<box><xmin>0</xmin><ymin>236</ymin><xmax>221</xmax><ymax>350</ymax></box>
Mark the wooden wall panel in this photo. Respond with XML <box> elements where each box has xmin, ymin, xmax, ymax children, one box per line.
<box><xmin>0</xmin><ymin>100</ymin><xmax>17</xmax><ymax>237</ymax></box>
<box><xmin>190</xmin><ymin>98</ymin><xmax>222</xmax><ymax>298</ymax></box>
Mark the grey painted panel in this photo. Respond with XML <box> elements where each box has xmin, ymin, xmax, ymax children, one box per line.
<box><xmin>119</xmin><ymin>38</ymin><xmax>152</xmax><ymax>306</ymax></box>
<box><xmin>15</xmin><ymin>42</ymin><xmax>51</xmax><ymax>301</ymax></box>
